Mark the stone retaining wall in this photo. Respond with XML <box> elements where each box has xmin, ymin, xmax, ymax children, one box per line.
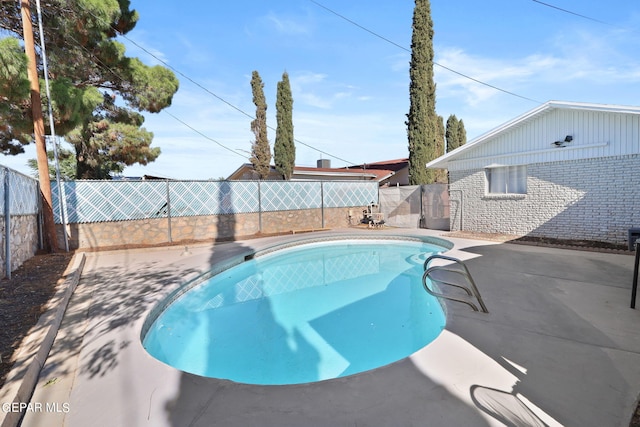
<box><xmin>58</xmin><ymin>207</ymin><xmax>363</xmax><ymax>249</ymax></box>
<box><xmin>1</xmin><ymin>214</ymin><xmax>39</xmax><ymax>277</ymax></box>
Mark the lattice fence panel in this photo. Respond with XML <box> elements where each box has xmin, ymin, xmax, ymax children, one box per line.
<box><xmin>260</xmin><ymin>181</ymin><xmax>321</xmax><ymax>211</ymax></box>
<box><xmin>0</xmin><ymin>167</ymin><xmax>39</xmax><ymax>216</ymax></box>
<box><xmin>168</xmin><ymin>181</ymin><xmax>259</xmax><ymax>216</ymax></box>
<box><xmin>52</xmin><ymin>180</ymin><xmax>168</xmax><ymax>223</ymax></box>
<box><xmin>323</xmin><ymin>181</ymin><xmax>378</xmax><ymax>208</ymax></box>
<box><xmin>9</xmin><ymin>171</ymin><xmax>39</xmax><ymax>215</ymax></box>
<box><xmin>52</xmin><ymin>180</ymin><xmax>379</xmax><ymax>223</ymax></box>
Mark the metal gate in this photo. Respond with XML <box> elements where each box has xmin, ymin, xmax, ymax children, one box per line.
<box><xmin>379</xmin><ymin>184</ymin><xmax>450</xmax><ymax>230</ymax></box>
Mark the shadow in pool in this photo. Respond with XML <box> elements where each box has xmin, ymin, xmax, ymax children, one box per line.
<box><xmin>308</xmin><ymin>270</ymin><xmax>443</xmax><ymax>378</ymax></box>
<box><xmin>195</xmin><ymin>293</ymin><xmax>321</xmax><ymax>384</ymax></box>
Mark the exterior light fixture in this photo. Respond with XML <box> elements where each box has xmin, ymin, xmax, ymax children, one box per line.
<box><xmin>552</xmin><ymin>135</ymin><xmax>573</xmax><ymax>147</ymax></box>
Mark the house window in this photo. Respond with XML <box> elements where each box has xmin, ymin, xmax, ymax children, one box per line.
<box><xmin>485</xmin><ymin>165</ymin><xmax>527</xmax><ymax>194</ymax></box>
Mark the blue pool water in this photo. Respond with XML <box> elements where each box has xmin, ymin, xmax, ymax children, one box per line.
<box><xmin>143</xmin><ymin>239</ymin><xmax>447</xmax><ymax>385</ymax></box>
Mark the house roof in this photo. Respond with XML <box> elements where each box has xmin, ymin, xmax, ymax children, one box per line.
<box><xmin>292</xmin><ymin>165</ymin><xmax>395</xmax><ymax>181</ymax></box>
<box><xmin>346</xmin><ymin>158</ymin><xmax>409</xmax><ymax>173</ymax></box>
<box><xmin>426</xmin><ymin>100</ymin><xmax>640</xmax><ymax>169</ymax></box>
<box><xmin>227</xmin><ymin>163</ymin><xmax>395</xmax><ymax>182</ymax></box>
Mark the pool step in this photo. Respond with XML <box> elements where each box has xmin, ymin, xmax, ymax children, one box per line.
<box><xmin>422</xmin><ymin>255</ymin><xmax>489</xmax><ymax>313</ymax></box>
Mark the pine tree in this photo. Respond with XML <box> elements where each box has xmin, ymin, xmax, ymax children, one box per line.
<box><xmin>0</xmin><ymin>1</ymin><xmax>178</xmax><ymax>178</ymax></box>
<box><xmin>406</xmin><ymin>0</ymin><xmax>437</xmax><ymax>185</ymax></box>
<box><xmin>274</xmin><ymin>72</ymin><xmax>295</xmax><ymax>180</ymax></box>
<box><xmin>249</xmin><ymin>71</ymin><xmax>271</xmax><ymax>179</ymax></box>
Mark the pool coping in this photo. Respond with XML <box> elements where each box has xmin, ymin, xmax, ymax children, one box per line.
<box><xmin>140</xmin><ymin>233</ymin><xmax>454</xmax><ymax>344</ymax></box>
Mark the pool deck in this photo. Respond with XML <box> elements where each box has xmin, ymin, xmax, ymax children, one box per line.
<box><xmin>3</xmin><ymin>229</ymin><xmax>640</xmax><ymax>427</ymax></box>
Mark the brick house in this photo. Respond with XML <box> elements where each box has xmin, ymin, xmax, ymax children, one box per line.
<box><xmin>426</xmin><ymin>101</ymin><xmax>640</xmax><ymax>246</ymax></box>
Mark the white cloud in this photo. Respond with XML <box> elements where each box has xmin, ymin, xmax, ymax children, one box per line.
<box><xmin>389</xmin><ymin>52</ymin><xmax>410</xmax><ymax>73</ymax></box>
<box><xmin>262</xmin><ymin>11</ymin><xmax>311</xmax><ymax>35</ymax></box>
<box><xmin>292</xmin><ymin>72</ymin><xmax>328</xmax><ymax>85</ymax></box>
<box><xmin>434</xmin><ymin>24</ymin><xmax>640</xmax><ymax>109</ymax></box>
<box><xmin>120</xmin><ymin>33</ymin><xmax>169</xmax><ymax>66</ymax></box>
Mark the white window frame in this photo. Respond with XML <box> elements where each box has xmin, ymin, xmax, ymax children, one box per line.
<box><xmin>485</xmin><ymin>165</ymin><xmax>527</xmax><ymax>195</ymax></box>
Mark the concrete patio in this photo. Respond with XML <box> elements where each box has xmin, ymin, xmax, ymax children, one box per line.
<box><xmin>3</xmin><ymin>229</ymin><xmax>640</xmax><ymax>427</ymax></box>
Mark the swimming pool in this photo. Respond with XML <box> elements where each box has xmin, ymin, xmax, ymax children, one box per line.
<box><xmin>142</xmin><ymin>236</ymin><xmax>451</xmax><ymax>385</ymax></box>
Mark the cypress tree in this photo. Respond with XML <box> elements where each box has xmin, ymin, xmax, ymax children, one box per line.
<box><xmin>445</xmin><ymin>114</ymin><xmax>459</xmax><ymax>153</ymax></box>
<box><xmin>406</xmin><ymin>0</ymin><xmax>437</xmax><ymax>185</ymax></box>
<box><xmin>445</xmin><ymin>114</ymin><xmax>467</xmax><ymax>152</ymax></box>
<box><xmin>249</xmin><ymin>71</ymin><xmax>271</xmax><ymax>180</ymax></box>
<box><xmin>457</xmin><ymin>118</ymin><xmax>467</xmax><ymax>148</ymax></box>
<box><xmin>435</xmin><ymin>115</ymin><xmax>447</xmax><ymax>182</ymax></box>
<box><xmin>274</xmin><ymin>72</ymin><xmax>295</xmax><ymax>180</ymax></box>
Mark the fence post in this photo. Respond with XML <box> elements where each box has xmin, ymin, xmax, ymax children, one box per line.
<box><xmin>321</xmin><ymin>181</ymin><xmax>325</xmax><ymax>229</ymax></box>
<box><xmin>258</xmin><ymin>181</ymin><xmax>262</xmax><ymax>233</ymax></box>
<box><xmin>419</xmin><ymin>185</ymin><xmax>425</xmax><ymax>228</ymax></box>
<box><xmin>57</xmin><ymin>179</ymin><xmax>69</xmax><ymax>252</ymax></box>
<box><xmin>4</xmin><ymin>170</ymin><xmax>11</xmax><ymax>279</ymax></box>
<box><xmin>166</xmin><ymin>180</ymin><xmax>172</xmax><ymax>243</ymax></box>
<box><xmin>36</xmin><ymin>181</ymin><xmax>44</xmax><ymax>250</ymax></box>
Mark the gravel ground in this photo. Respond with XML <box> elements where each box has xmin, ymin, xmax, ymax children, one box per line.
<box><xmin>0</xmin><ymin>251</ymin><xmax>73</xmax><ymax>389</ymax></box>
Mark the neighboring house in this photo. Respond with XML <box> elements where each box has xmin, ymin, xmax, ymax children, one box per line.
<box><xmin>345</xmin><ymin>158</ymin><xmax>410</xmax><ymax>186</ymax></box>
<box><xmin>227</xmin><ymin>159</ymin><xmax>397</xmax><ymax>185</ymax></box>
<box><xmin>426</xmin><ymin>100</ymin><xmax>640</xmax><ymax>246</ymax></box>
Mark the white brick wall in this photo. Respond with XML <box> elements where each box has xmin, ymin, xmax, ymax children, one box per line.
<box><xmin>449</xmin><ymin>154</ymin><xmax>640</xmax><ymax>245</ymax></box>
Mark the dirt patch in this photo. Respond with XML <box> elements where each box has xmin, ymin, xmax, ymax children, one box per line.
<box><xmin>0</xmin><ymin>251</ymin><xmax>73</xmax><ymax>389</ymax></box>
<box><xmin>444</xmin><ymin>231</ymin><xmax>630</xmax><ymax>253</ymax></box>
<box><xmin>443</xmin><ymin>231</ymin><xmax>521</xmax><ymax>243</ymax></box>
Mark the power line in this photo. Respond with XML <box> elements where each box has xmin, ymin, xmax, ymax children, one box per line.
<box><xmin>162</xmin><ymin>111</ymin><xmax>249</xmax><ymax>159</ymax></box>
<box><xmin>308</xmin><ymin>0</ymin><xmax>541</xmax><ymax>104</ymax></box>
<box><xmin>61</xmin><ymin>31</ymin><xmax>248</xmax><ymax>161</ymax></box>
<box><xmin>117</xmin><ymin>33</ymin><xmax>358</xmax><ymax>165</ymax></box>
<box><xmin>45</xmin><ymin>4</ymin><xmax>358</xmax><ymax>166</ymax></box>
<box><xmin>33</xmin><ymin>3</ymin><xmax>358</xmax><ymax>166</ymax></box>
<box><xmin>531</xmin><ymin>1</ymin><xmax>613</xmax><ymax>26</ymax></box>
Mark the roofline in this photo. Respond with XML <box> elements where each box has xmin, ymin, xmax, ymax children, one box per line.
<box><xmin>227</xmin><ymin>163</ymin><xmax>394</xmax><ymax>182</ymax></box>
<box><xmin>294</xmin><ymin>169</ymin><xmax>396</xmax><ymax>182</ymax></box>
<box><xmin>293</xmin><ymin>170</ymin><xmax>379</xmax><ymax>179</ymax></box>
<box><xmin>226</xmin><ymin>163</ymin><xmax>254</xmax><ymax>178</ymax></box>
<box><xmin>347</xmin><ymin>158</ymin><xmax>409</xmax><ymax>168</ymax></box>
<box><xmin>426</xmin><ymin>100</ymin><xmax>640</xmax><ymax>169</ymax></box>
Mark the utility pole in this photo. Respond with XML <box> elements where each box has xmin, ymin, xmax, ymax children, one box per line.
<box><xmin>20</xmin><ymin>0</ymin><xmax>58</xmax><ymax>251</ymax></box>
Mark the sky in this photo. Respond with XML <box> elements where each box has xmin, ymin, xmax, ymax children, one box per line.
<box><xmin>2</xmin><ymin>0</ymin><xmax>640</xmax><ymax>180</ymax></box>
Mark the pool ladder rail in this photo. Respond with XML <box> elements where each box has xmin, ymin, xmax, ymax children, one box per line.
<box><xmin>422</xmin><ymin>255</ymin><xmax>489</xmax><ymax>313</ymax></box>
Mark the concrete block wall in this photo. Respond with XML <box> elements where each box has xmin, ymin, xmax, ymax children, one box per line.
<box><xmin>449</xmin><ymin>154</ymin><xmax>640</xmax><ymax>245</ymax></box>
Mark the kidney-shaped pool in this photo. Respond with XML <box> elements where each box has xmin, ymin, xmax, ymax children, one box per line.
<box><xmin>142</xmin><ymin>236</ymin><xmax>451</xmax><ymax>385</ymax></box>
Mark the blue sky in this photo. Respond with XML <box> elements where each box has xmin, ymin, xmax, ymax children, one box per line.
<box><xmin>3</xmin><ymin>0</ymin><xmax>640</xmax><ymax>179</ymax></box>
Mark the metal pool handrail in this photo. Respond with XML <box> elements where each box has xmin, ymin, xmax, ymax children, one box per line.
<box><xmin>422</xmin><ymin>254</ymin><xmax>489</xmax><ymax>313</ymax></box>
